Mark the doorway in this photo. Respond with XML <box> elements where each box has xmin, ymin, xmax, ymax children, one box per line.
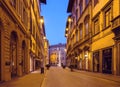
<box><xmin>93</xmin><ymin>51</ymin><xmax>99</xmax><ymax>72</ymax></box>
<box><xmin>102</xmin><ymin>48</ymin><xmax>112</xmax><ymax>74</ymax></box>
<box><xmin>10</xmin><ymin>31</ymin><xmax>18</xmax><ymax>77</ymax></box>
<box><xmin>84</xmin><ymin>51</ymin><xmax>88</xmax><ymax>70</ymax></box>
<box><xmin>22</xmin><ymin>41</ymin><xmax>26</xmax><ymax>74</ymax></box>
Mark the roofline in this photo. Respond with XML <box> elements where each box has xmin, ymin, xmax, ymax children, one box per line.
<box><xmin>67</xmin><ymin>0</ymin><xmax>74</xmax><ymax>13</ymax></box>
<box><xmin>40</xmin><ymin>0</ymin><xmax>46</xmax><ymax>4</ymax></box>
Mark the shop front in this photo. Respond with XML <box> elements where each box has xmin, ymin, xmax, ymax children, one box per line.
<box><xmin>10</xmin><ymin>31</ymin><xmax>18</xmax><ymax>78</ymax></box>
<box><xmin>112</xmin><ymin>19</ymin><xmax>120</xmax><ymax>75</ymax></box>
<box><xmin>84</xmin><ymin>51</ymin><xmax>89</xmax><ymax>71</ymax></box>
<box><xmin>102</xmin><ymin>48</ymin><xmax>112</xmax><ymax>74</ymax></box>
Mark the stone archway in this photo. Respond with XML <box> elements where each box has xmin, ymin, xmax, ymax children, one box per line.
<box><xmin>21</xmin><ymin>40</ymin><xmax>26</xmax><ymax>74</ymax></box>
<box><xmin>10</xmin><ymin>31</ymin><xmax>18</xmax><ymax>77</ymax></box>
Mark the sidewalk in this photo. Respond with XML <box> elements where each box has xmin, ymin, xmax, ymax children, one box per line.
<box><xmin>0</xmin><ymin>70</ymin><xmax>45</xmax><ymax>87</ymax></box>
<box><xmin>66</xmin><ymin>67</ymin><xmax>120</xmax><ymax>83</ymax></box>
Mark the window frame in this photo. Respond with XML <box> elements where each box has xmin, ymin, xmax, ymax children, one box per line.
<box><xmin>94</xmin><ymin>19</ymin><xmax>99</xmax><ymax>35</ymax></box>
<box><xmin>102</xmin><ymin>1</ymin><xmax>113</xmax><ymax>30</ymax></box>
<box><xmin>104</xmin><ymin>8</ymin><xmax>111</xmax><ymax>28</ymax></box>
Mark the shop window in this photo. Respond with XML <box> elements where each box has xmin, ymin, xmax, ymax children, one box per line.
<box><xmin>102</xmin><ymin>48</ymin><xmax>112</xmax><ymax>74</ymax></box>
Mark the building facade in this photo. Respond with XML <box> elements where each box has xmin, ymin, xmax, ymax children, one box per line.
<box><xmin>44</xmin><ymin>39</ymin><xmax>49</xmax><ymax>65</ymax></box>
<box><xmin>49</xmin><ymin>43</ymin><xmax>66</xmax><ymax>66</ymax></box>
<box><xmin>0</xmin><ymin>0</ymin><xmax>46</xmax><ymax>81</ymax></box>
<box><xmin>65</xmin><ymin>0</ymin><xmax>120</xmax><ymax>75</ymax></box>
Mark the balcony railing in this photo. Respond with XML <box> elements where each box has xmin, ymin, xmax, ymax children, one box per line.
<box><xmin>112</xmin><ymin>15</ymin><xmax>120</xmax><ymax>30</ymax></box>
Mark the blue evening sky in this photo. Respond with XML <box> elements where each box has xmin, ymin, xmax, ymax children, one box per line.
<box><xmin>41</xmin><ymin>0</ymin><xmax>69</xmax><ymax>45</ymax></box>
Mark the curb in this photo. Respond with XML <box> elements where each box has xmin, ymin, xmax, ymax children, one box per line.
<box><xmin>40</xmin><ymin>69</ymin><xmax>48</xmax><ymax>87</ymax></box>
<box><xmin>65</xmin><ymin>68</ymin><xmax>120</xmax><ymax>83</ymax></box>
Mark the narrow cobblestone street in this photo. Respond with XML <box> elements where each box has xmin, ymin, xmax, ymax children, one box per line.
<box><xmin>0</xmin><ymin>67</ymin><xmax>120</xmax><ymax>87</ymax></box>
<box><xmin>1</xmin><ymin>0</ymin><xmax>120</xmax><ymax>87</ymax></box>
<box><xmin>42</xmin><ymin>67</ymin><xmax>120</xmax><ymax>87</ymax></box>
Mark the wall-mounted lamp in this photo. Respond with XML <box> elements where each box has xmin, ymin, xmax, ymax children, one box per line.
<box><xmin>43</xmin><ymin>36</ymin><xmax>46</xmax><ymax>39</ymax></box>
<box><xmin>68</xmin><ymin>17</ymin><xmax>72</xmax><ymax>22</ymax></box>
<box><xmin>66</xmin><ymin>28</ymin><xmax>68</xmax><ymax>31</ymax></box>
<box><xmin>40</xmin><ymin>18</ymin><xmax>44</xmax><ymax>23</ymax></box>
<box><xmin>40</xmin><ymin>16</ymin><xmax>44</xmax><ymax>24</ymax></box>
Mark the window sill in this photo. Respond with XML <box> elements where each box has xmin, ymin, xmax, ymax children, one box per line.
<box><xmin>102</xmin><ymin>25</ymin><xmax>111</xmax><ymax>31</ymax></box>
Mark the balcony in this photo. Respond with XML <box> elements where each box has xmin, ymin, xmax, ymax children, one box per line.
<box><xmin>111</xmin><ymin>15</ymin><xmax>120</xmax><ymax>40</ymax></box>
<box><xmin>112</xmin><ymin>15</ymin><xmax>120</xmax><ymax>30</ymax></box>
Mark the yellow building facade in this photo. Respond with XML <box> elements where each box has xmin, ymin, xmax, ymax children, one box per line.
<box><xmin>0</xmin><ymin>0</ymin><xmax>46</xmax><ymax>81</ymax></box>
<box><xmin>65</xmin><ymin>0</ymin><xmax>120</xmax><ymax>75</ymax></box>
<box><xmin>44</xmin><ymin>39</ymin><xmax>49</xmax><ymax>65</ymax></box>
